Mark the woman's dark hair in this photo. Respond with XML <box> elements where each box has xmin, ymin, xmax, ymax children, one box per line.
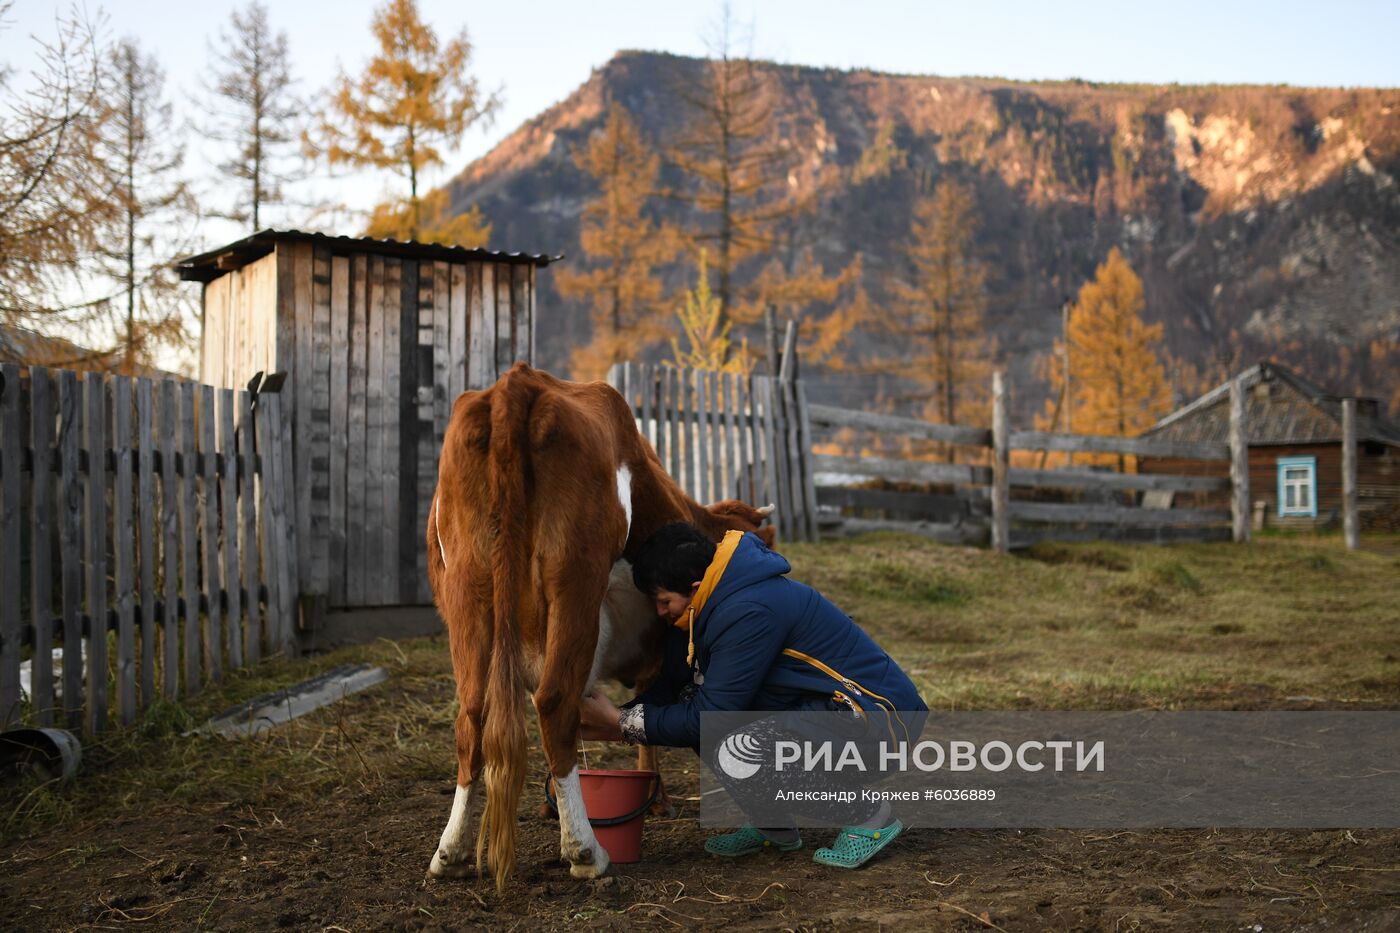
<box><xmin>631</xmin><ymin>522</ymin><xmax>717</xmax><ymax>596</ymax></box>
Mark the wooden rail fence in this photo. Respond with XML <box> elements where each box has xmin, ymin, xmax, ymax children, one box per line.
<box><xmin>0</xmin><ymin>364</ymin><xmax>297</xmax><ymax>734</ymax></box>
<box><xmin>608</xmin><ymin>360</ymin><xmax>819</xmax><ymax>542</ymax></box>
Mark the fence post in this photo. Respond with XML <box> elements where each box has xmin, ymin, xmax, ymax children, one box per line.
<box><xmin>991</xmin><ymin>371</ymin><xmax>1010</xmax><ymax>553</ymax></box>
<box><xmin>1229</xmin><ymin>377</ymin><xmax>1250</xmax><ymax>544</ymax></box>
<box><xmin>0</xmin><ymin>364</ymin><xmax>20</xmax><ymax>728</ymax></box>
<box><xmin>1342</xmin><ymin>398</ymin><xmax>1358</xmax><ymax>550</ymax></box>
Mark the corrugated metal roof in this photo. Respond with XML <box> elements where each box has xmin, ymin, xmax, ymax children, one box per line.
<box><xmin>174</xmin><ymin>228</ymin><xmax>562</xmax><ymax>283</ymax></box>
<box><xmin>1141</xmin><ymin>361</ymin><xmax>1400</xmax><ymax>447</ymax></box>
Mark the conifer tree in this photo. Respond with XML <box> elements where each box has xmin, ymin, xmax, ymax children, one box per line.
<box><xmin>92</xmin><ymin>38</ymin><xmax>194</xmax><ymax>372</ymax></box>
<box><xmin>1040</xmin><ymin>247</ymin><xmax>1171</xmax><ymax>471</ymax></box>
<box><xmin>364</xmin><ymin>188</ymin><xmax>490</xmax><ymax>246</ymax></box>
<box><xmin>878</xmin><ymin>180</ymin><xmax>991</xmax><ymax>432</ymax></box>
<box><xmin>668</xmin><ymin>8</ymin><xmax>853</xmax><ymax>356</ymax></box>
<box><xmin>306</xmin><ymin>0</ymin><xmax>498</xmax><ymax>240</ymax></box>
<box><xmin>201</xmin><ymin>1</ymin><xmax>301</xmax><ymax>230</ymax></box>
<box><xmin>555</xmin><ymin>107</ymin><xmax>678</xmax><ymax>379</ymax></box>
<box><xmin>671</xmin><ymin>251</ymin><xmax>749</xmax><ymax>373</ymax></box>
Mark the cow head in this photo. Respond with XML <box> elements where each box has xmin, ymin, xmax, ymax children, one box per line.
<box><xmin>703</xmin><ymin>499</ymin><xmax>777</xmax><ymax>547</ymax></box>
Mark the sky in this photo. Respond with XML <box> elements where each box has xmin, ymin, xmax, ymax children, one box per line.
<box><xmin>4</xmin><ymin>0</ymin><xmax>1398</xmax><ymax>370</ymax></box>
<box><xmin>7</xmin><ymin>0</ymin><xmax>1399</xmax><ymax>229</ymax></box>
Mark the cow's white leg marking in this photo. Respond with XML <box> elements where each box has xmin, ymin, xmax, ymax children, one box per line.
<box><xmin>427</xmin><ymin>783</ymin><xmax>478</xmax><ymax>878</ymax></box>
<box><xmin>556</xmin><ymin>767</ymin><xmax>609</xmax><ymax>879</ymax></box>
<box><xmin>431</xmin><ymin>496</ymin><xmax>448</xmax><ymax>566</ymax></box>
<box><xmin>615</xmin><ymin>465</ymin><xmax>632</xmax><ymax>541</ymax></box>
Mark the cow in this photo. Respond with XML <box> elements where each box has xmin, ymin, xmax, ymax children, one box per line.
<box><xmin>424</xmin><ymin>363</ymin><xmax>774</xmax><ymax>891</ymax></box>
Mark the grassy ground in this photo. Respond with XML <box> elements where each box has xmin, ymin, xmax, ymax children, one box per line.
<box><xmin>2</xmin><ymin>533</ymin><xmax>1397</xmax><ymax>930</ymax></box>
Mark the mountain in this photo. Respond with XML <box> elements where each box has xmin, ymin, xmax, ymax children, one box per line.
<box><xmin>447</xmin><ymin>50</ymin><xmax>1400</xmax><ymax>420</ymax></box>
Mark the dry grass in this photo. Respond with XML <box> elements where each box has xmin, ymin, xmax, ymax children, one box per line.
<box><xmin>4</xmin><ymin>532</ymin><xmax>1397</xmax><ymax>843</ymax></box>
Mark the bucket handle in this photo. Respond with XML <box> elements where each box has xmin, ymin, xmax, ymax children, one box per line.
<box><xmin>543</xmin><ymin>773</ymin><xmax>662</xmax><ymax>828</ymax></box>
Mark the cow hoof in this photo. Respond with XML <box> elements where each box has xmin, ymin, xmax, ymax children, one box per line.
<box><xmin>568</xmin><ymin>849</ymin><xmax>610</xmax><ymax>880</ymax></box>
<box><xmin>428</xmin><ymin>850</ymin><xmax>475</xmax><ymax>879</ymax></box>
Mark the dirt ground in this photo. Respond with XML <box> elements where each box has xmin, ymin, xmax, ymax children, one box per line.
<box><xmin>3</xmin><ymin>750</ymin><xmax>1398</xmax><ymax>931</ymax></box>
<box><xmin>3</xmin><ymin>535</ymin><xmax>1398</xmax><ymax>930</ymax></box>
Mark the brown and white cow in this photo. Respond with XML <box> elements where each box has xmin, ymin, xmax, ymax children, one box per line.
<box><xmin>424</xmin><ymin>363</ymin><xmax>773</xmax><ymax>891</ymax></box>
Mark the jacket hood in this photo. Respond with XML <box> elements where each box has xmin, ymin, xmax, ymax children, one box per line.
<box><xmin>698</xmin><ymin>532</ymin><xmax>790</xmax><ymax>629</ymax></box>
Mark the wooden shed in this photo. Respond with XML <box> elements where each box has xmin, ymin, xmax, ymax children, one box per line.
<box><xmin>1139</xmin><ymin>362</ymin><xmax>1400</xmax><ymax>529</ymax></box>
<box><xmin>177</xmin><ymin>229</ymin><xmax>556</xmax><ymax>608</ymax></box>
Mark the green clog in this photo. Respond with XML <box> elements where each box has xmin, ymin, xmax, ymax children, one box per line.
<box><xmin>812</xmin><ymin>819</ymin><xmax>903</xmax><ymax>869</ymax></box>
<box><xmin>704</xmin><ymin>825</ymin><xmax>803</xmax><ymax>857</ymax></box>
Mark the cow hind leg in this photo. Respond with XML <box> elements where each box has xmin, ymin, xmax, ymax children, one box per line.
<box><xmin>533</xmin><ymin>587</ymin><xmax>610</xmax><ymax>880</ymax></box>
<box><xmin>427</xmin><ymin>562</ymin><xmax>490</xmax><ymax>879</ymax></box>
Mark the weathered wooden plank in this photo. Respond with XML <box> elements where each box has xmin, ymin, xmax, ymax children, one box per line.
<box><xmin>1007</xmin><ymin>466</ymin><xmax>1228</xmax><ymax>493</ymax></box>
<box><xmin>29</xmin><ymin>368</ymin><xmax>55</xmax><ymax>724</ymax></box>
<box><xmin>112</xmin><ymin>377</ymin><xmax>136</xmax><ymax>724</ymax></box>
<box><xmin>1010</xmin><ymin>524</ymin><xmax>1230</xmax><ymax>549</ymax></box>
<box><xmin>238</xmin><ymin>390</ymin><xmax>261</xmax><ymax>664</ymax></box>
<box><xmin>694</xmin><ymin>368</ymin><xmax>710</xmax><ymax>502</ymax></box>
<box><xmin>653</xmin><ymin>365</ymin><xmax>667</xmax><ymax>469</ymax></box>
<box><xmin>510</xmin><ymin>264</ymin><xmax>528</xmax><ymax>367</ymax></box>
<box><xmin>722</xmin><ymin>372</ymin><xmax>740</xmax><ymax>500</ymax></box>
<box><xmin>817</xmin><ymin>485</ymin><xmax>978</xmax><ymax>522</ymax></box>
<box><xmin>309</xmin><ymin>246</ymin><xmax>333</xmax><ymax>597</ymax></box>
<box><xmin>527</xmin><ymin>265</ymin><xmax>537</xmax><ymax>366</ymax></box>
<box><xmin>366</xmin><ymin>254</ymin><xmax>387</xmax><ymax>604</ymax></box>
<box><xmin>795</xmin><ymin>380</ymin><xmax>820</xmax><ymax>542</ymax></box>
<box><xmin>991</xmin><ymin>371</ymin><xmax>1010</xmax><ymax>553</ymax></box>
<box><xmin>254</xmin><ymin>391</ymin><xmax>283</xmax><ymax>655</ymax></box>
<box><xmin>198</xmin><ymin>385</ymin><xmax>223</xmax><ymax>683</ymax></box>
<box><xmin>293</xmin><ymin>242</ymin><xmax>313</xmax><ymax>595</ymax></box>
<box><xmin>263</xmin><ymin>392</ymin><xmax>297</xmax><ymax>655</ymax></box>
<box><xmin>468</xmin><ymin>262</ymin><xmax>489</xmax><ymax>390</ymax></box>
<box><xmin>495</xmin><ymin>262</ymin><xmax>512</xmax><ymax>374</ymax></box>
<box><xmin>432</xmin><ymin>260</ymin><xmax>450</xmax><ymax>459</ymax></box>
<box><xmin>780</xmin><ymin>378</ymin><xmax>808</xmax><ymax>541</ymax></box>
<box><xmin>1008</xmin><ymin>501</ymin><xmax>1231</xmax><ymax>526</ymax></box>
<box><xmin>219</xmin><ymin>389</ymin><xmax>242</xmax><ymax>672</ymax></box>
<box><xmin>158</xmin><ymin>380</ymin><xmax>179</xmax><ymax>699</ymax></box>
<box><xmin>447</xmin><ymin>261</ymin><xmax>467</xmax><ymax>405</ymax></box>
<box><xmin>179</xmin><ymin>381</ymin><xmax>199</xmax><ymax>694</ymax></box>
<box><xmin>1342</xmin><ymin>398</ymin><xmax>1358</xmax><ymax>550</ymax></box>
<box><xmin>136</xmin><ymin>378</ymin><xmax>155</xmax><ymax>707</ymax></box>
<box><xmin>807</xmin><ymin>404</ymin><xmax>992</xmax><ymax>449</ymax></box>
<box><xmin>638</xmin><ymin>364</ymin><xmax>653</xmax><ymax>453</ymax></box>
<box><xmin>0</xmin><ymin>364</ymin><xmax>21</xmax><ymax>727</ymax></box>
<box><xmin>756</xmin><ymin>378</ymin><xmax>782</xmax><ymax>536</ymax></box>
<box><xmin>328</xmin><ymin>255</ymin><xmax>350</xmax><ymax>606</ymax></box>
<box><xmin>397</xmin><ymin>259</ymin><xmax>420</xmax><ymax>603</ymax></box>
<box><xmin>382</xmin><ymin>258</ymin><xmax>402</xmax><ymax>604</ymax></box>
<box><xmin>666</xmin><ymin>367</ymin><xmax>681</xmax><ymax>486</ymax></box>
<box><xmin>1009</xmin><ymin>429</ymin><xmax>1229</xmax><ymax>462</ymax></box>
<box><xmin>834</xmin><ymin>517</ymin><xmax>985</xmax><ymax>547</ymax></box>
<box><xmin>58</xmin><ymin>371</ymin><xmax>83</xmax><ymax>728</ymax></box>
<box><xmin>1229</xmin><ymin>377</ymin><xmax>1250</xmax><ymax>544</ymax></box>
<box><xmin>346</xmin><ymin>253</ymin><xmax>369</xmax><ymax>606</ymax></box>
<box><xmin>812</xmin><ymin>453</ymin><xmax>981</xmax><ymax>487</ymax></box>
<box><xmin>84</xmin><ymin>372</ymin><xmax>108</xmax><ymax>732</ymax></box>
<box><xmin>415</xmin><ymin>263</ymin><xmax>435</xmax><ymax>604</ymax></box>
<box><xmin>709</xmin><ymin>371</ymin><xmax>724</xmax><ymax>503</ymax></box>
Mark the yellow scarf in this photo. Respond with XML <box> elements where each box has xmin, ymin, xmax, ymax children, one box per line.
<box><xmin>676</xmin><ymin>529</ymin><xmax>744</xmax><ymax>666</ymax></box>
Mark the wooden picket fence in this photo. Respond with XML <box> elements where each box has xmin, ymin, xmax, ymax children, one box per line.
<box><xmin>607</xmin><ymin>361</ymin><xmax>819</xmax><ymax>542</ymax></box>
<box><xmin>0</xmin><ymin>364</ymin><xmax>298</xmax><ymax>735</ymax></box>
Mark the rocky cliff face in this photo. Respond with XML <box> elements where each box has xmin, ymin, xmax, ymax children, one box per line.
<box><xmin>448</xmin><ymin>51</ymin><xmax>1400</xmax><ymax>418</ymax></box>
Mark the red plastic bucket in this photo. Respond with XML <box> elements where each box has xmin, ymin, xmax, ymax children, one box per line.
<box><xmin>578</xmin><ymin>769</ymin><xmax>658</xmax><ymax>863</ymax></box>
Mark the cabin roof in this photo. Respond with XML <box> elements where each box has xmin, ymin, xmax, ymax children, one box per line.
<box><xmin>175</xmin><ymin>229</ymin><xmax>561</xmax><ymax>283</ymax></box>
<box><xmin>1141</xmin><ymin>362</ymin><xmax>1400</xmax><ymax>448</ymax></box>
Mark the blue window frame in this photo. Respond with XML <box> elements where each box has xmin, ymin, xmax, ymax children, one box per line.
<box><xmin>1276</xmin><ymin>456</ymin><xmax>1317</xmax><ymax>518</ymax></box>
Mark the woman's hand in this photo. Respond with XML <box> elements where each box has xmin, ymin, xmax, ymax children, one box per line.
<box><xmin>578</xmin><ymin>691</ymin><xmax>624</xmax><ymax>742</ymax></box>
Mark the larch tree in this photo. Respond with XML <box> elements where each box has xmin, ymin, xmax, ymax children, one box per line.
<box><xmin>555</xmin><ymin>106</ymin><xmax>678</xmax><ymax>380</ymax></box>
<box><xmin>0</xmin><ymin>3</ymin><xmax>117</xmax><ymax>329</ymax></box>
<box><xmin>306</xmin><ymin>0</ymin><xmax>498</xmax><ymax>242</ymax></box>
<box><xmin>668</xmin><ymin>8</ymin><xmax>853</xmax><ymax>359</ymax></box>
<box><xmin>1042</xmin><ymin>247</ymin><xmax>1171</xmax><ymax>471</ymax></box>
<box><xmin>879</xmin><ymin>180</ymin><xmax>992</xmax><ymax>435</ymax></box>
<box><xmin>91</xmin><ymin>38</ymin><xmax>195</xmax><ymax>373</ymax></box>
<box><xmin>364</xmin><ymin>187</ymin><xmax>490</xmax><ymax>246</ymax></box>
<box><xmin>201</xmin><ymin>1</ymin><xmax>301</xmax><ymax>230</ymax></box>
<box><xmin>670</xmin><ymin>251</ymin><xmax>749</xmax><ymax>373</ymax></box>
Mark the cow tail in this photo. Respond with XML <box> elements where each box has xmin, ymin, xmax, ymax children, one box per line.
<box><xmin>479</xmin><ymin>376</ymin><xmax>530</xmax><ymax>893</ymax></box>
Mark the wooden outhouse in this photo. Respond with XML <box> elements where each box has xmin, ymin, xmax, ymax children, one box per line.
<box><xmin>177</xmin><ymin>229</ymin><xmax>556</xmax><ymax>608</ymax></box>
<box><xmin>1139</xmin><ymin>362</ymin><xmax>1400</xmax><ymax>528</ymax></box>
